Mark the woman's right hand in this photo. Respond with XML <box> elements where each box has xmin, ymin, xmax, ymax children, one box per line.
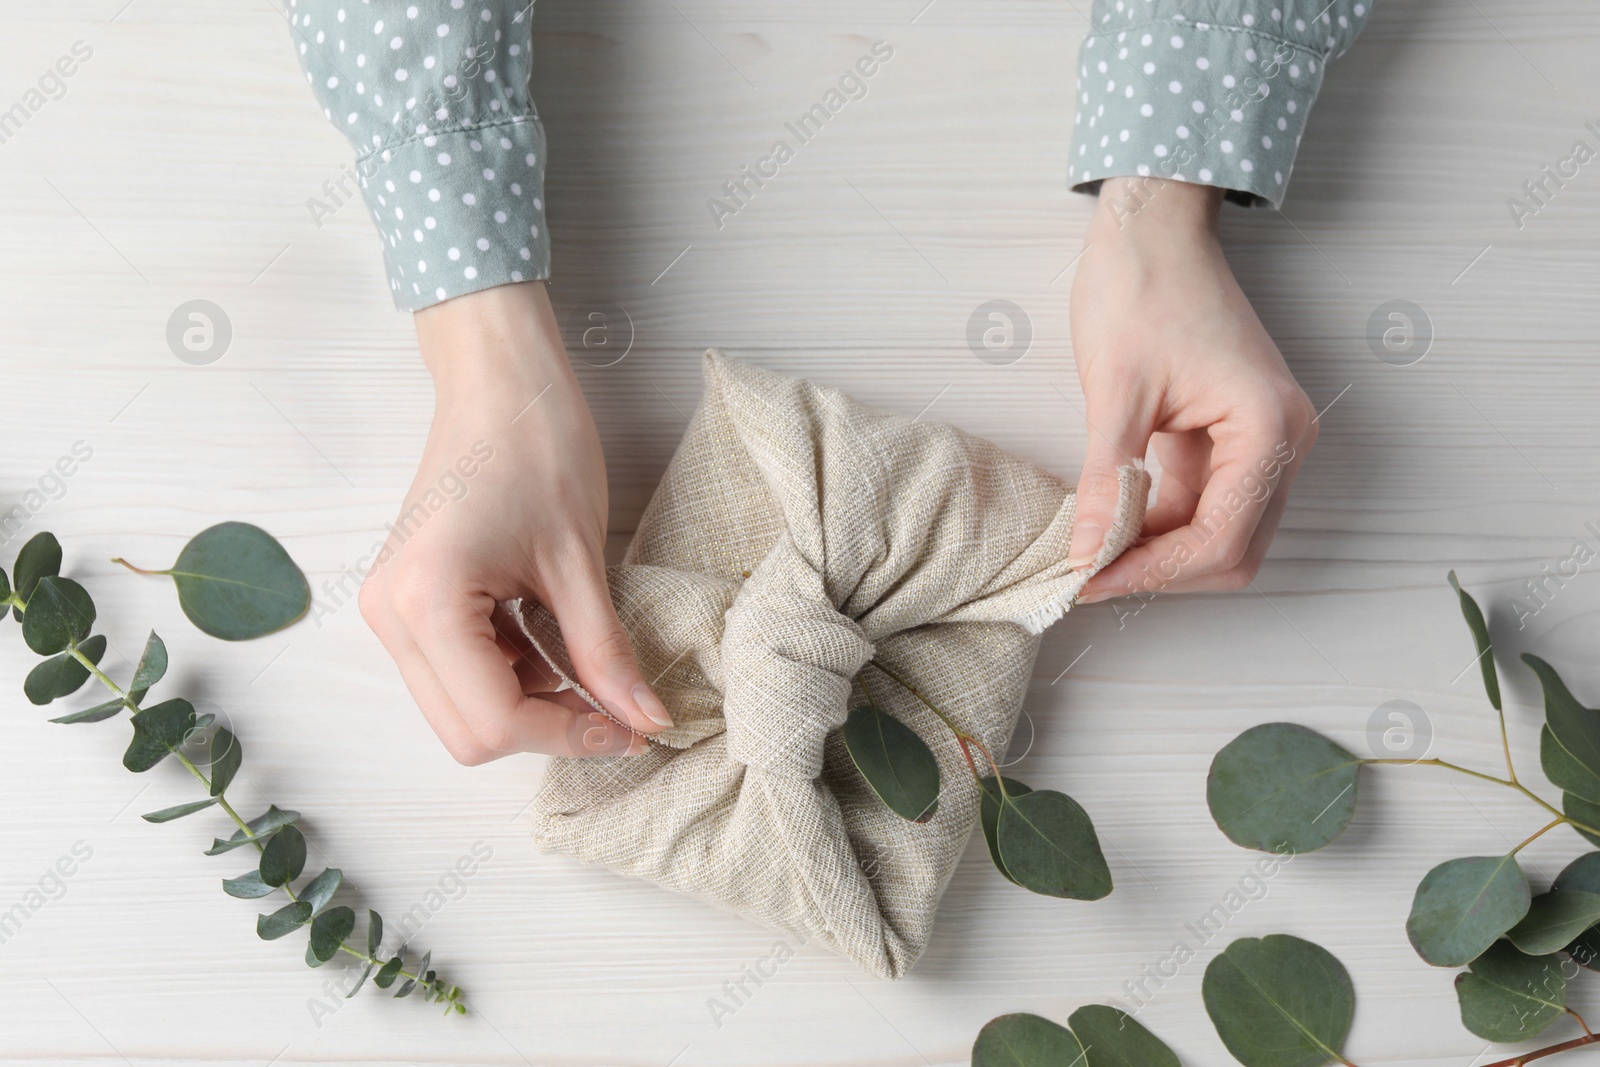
<box><xmin>358</xmin><ymin>282</ymin><xmax>673</xmax><ymax>765</ymax></box>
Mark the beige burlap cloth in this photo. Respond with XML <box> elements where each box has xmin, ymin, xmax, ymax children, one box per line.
<box><xmin>505</xmin><ymin>352</ymin><xmax>1148</xmax><ymax>979</ymax></box>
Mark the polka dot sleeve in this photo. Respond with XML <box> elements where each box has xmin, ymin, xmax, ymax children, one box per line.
<box><xmin>286</xmin><ymin>0</ymin><xmax>550</xmax><ymax>311</ymax></box>
<box><xmin>1068</xmin><ymin>1</ymin><xmax>1372</xmax><ymax>209</ymax></box>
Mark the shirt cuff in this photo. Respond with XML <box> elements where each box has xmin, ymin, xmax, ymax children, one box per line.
<box><xmin>1068</xmin><ymin>22</ymin><xmax>1328</xmax><ymax>209</ymax></box>
<box><xmin>355</xmin><ymin>115</ymin><xmax>552</xmax><ymax>311</ymax></box>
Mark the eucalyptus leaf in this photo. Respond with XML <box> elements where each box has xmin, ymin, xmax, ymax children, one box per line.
<box><xmin>123</xmin><ymin>698</ymin><xmax>198</xmax><ymax>773</ymax></box>
<box><xmin>1406</xmin><ymin>854</ymin><xmax>1531</xmax><ymax>967</ymax></box>
<box><xmin>0</xmin><ymin>556</ymin><xmax>10</xmax><ymax>599</ymax></box>
<box><xmin>119</xmin><ymin>522</ymin><xmax>310</xmax><ymax>641</ymax></box>
<box><xmin>1202</xmin><ymin>934</ymin><xmax>1354</xmax><ymax>1067</ymax></box>
<box><xmin>205</xmin><ymin>804</ymin><xmax>300</xmax><ymax>855</ymax></box>
<box><xmin>1543</xmin><ymin>726</ymin><xmax>1600</xmax><ymax>805</ymax></box>
<box><xmin>128</xmin><ymin>630</ymin><xmax>167</xmax><ymax>700</ymax></box>
<box><xmin>309</xmin><ymin>905</ymin><xmax>356</xmax><ymax>963</ymax></box>
<box><xmin>221</xmin><ymin>870</ymin><xmax>276</xmax><ymax>899</ymax></box>
<box><xmin>1448</xmin><ymin>571</ymin><xmax>1501</xmax><ymax>710</ymax></box>
<box><xmin>843</xmin><ymin>703</ymin><xmax>940</xmax><ymax>822</ymax></box>
<box><xmin>347</xmin><ymin>958</ymin><xmax>377</xmax><ymax>998</ymax></box>
<box><xmin>141</xmin><ymin>796</ymin><xmax>218</xmax><ymax>823</ymax></box>
<box><xmin>979</xmin><ymin>776</ymin><xmax>1033</xmax><ymax>886</ymax></box>
<box><xmin>23</xmin><ymin>634</ymin><xmax>107</xmax><ymax>705</ymax></box>
<box><xmin>21</xmin><ymin>576</ymin><xmax>94</xmax><ymax>655</ymax></box>
<box><xmin>208</xmin><ymin>727</ymin><xmax>241</xmax><ymax>796</ymax></box>
<box><xmin>367</xmin><ymin>909</ymin><xmax>383</xmax><ymax>957</ymax></box>
<box><xmin>48</xmin><ymin>697</ymin><xmax>126</xmax><ymax>724</ymax></box>
<box><xmin>1454</xmin><ymin>939</ymin><xmax>1566</xmax><ymax>1042</ymax></box>
<box><xmin>305</xmin><ymin>939</ymin><xmax>329</xmax><ymax>969</ymax></box>
<box><xmin>394</xmin><ymin>972</ymin><xmax>417</xmax><ymax>999</ymax></box>
<box><xmin>1553</xmin><ymin>853</ymin><xmax>1600</xmax><ymax>972</ymax></box>
<box><xmin>972</xmin><ymin>1017</ymin><xmax>1075</xmax><ymax>1062</ymax></box>
<box><xmin>1565</xmin><ymin>793</ymin><xmax>1600</xmax><ymax>849</ymax></box>
<box><xmin>256</xmin><ymin>900</ymin><xmax>313</xmax><ymax>941</ymax></box>
<box><xmin>1065</xmin><ymin>1004</ymin><xmax>1178</xmax><ymax>1067</ymax></box>
<box><xmin>1207</xmin><ymin>722</ymin><xmax>1361</xmax><ymax>854</ymax></box>
<box><xmin>301</xmin><ymin>868</ymin><xmax>343</xmax><ymax>915</ymax></box>
<box><xmin>259</xmin><ymin>824</ymin><xmax>307</xmax><ymax>887</ymax></box>
<box><xmin>1527</xmin><ymin>655</ymin><xmax>1600</xmax><ymax>802</ymax></box>
<box><xmin>12</xmin><ymin>531</ymin><xmax>61</xmax><ymax>618</ymax></box>
<box><xmin>996</xmin><ymin>789</ymin><xmax>1112</xmax><ymax>901</ymax></box>
<box><xmin>1506</xmin><ymin>889</ymin><xmax>1600</xmax><ymax>956</ymax></box>
<box><xmin>373</xmin><ymin>956</ymin><xmax>404</xmax><ymax>989</ymax></box>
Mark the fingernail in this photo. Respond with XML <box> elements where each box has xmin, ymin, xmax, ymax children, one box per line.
<box><xmin>1066</xmin><ymin>522</ymin><xmax>1104</xmax><ymax>569</ymax></box>
<box><xmin>633</xmin><ymin>683</ymin><xmax>674</xmax><ymax>728</ymax></box>
<box><xmin>1077</xmin><ymin>588</ymin><xmax>1116</xmax><ymax>605</ymax></box>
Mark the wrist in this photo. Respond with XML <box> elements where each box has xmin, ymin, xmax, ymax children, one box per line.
<box><xmin>1087</xmin><ymin>176</ymin><xmax>1224</xmax><ymax>246</ymax></box>
<box><xmin>414</xmin><ymin>282</ymin><xmax>573</xmax><ymax>406</ymax></box>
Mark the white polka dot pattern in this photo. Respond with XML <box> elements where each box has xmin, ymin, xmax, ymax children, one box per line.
<box><xmin>1067</xmin><ymin>0</ymin><xmax>1371</xmax><ymax>210</ymax></box>
<box><xmin>286</xmin><ymin>0</ymin><xmax>549</xmax><ymax>310</ymax></box>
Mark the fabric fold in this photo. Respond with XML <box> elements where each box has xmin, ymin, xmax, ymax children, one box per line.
<box><xmin>506</xmin><ymin>351</ymin><xmax>1149</xmax><ymax>979</ymax></box>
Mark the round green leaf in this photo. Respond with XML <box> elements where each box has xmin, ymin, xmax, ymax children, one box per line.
<box><xmin>1454</xmin><ymin>939</ymin><xmax>1566</xmax><ymax>1042</ymax></box>
<box><xmin>1065</xmin><ymin>1004</ymin><xmax>1178</xmax><ymax>1067</ymax></box>
<box><xmin>309</xmin><ymin>905</ymin><xmax>356</xmax><ymax>963</ymax></box>
<box><xmin>971</xmin><ymin>1012</ymin><xmax>1085</xmax><ymax>1067</ymax></box>
<box><xmin>367</xmin><ymin>909</ymin><xmax>383</xmax><ymax>957</ymax></box>
<box><xmin>128</xmin><ymin>630</ymin><xmax>167</xmax><ymax>700</ymax></box>
<box><xmin>1207</xmin><ymin>723</ymin><xmax>1361</xmax><ymax>854</ymax></box>
<box><xmin>123</xmin><ymin>698</ymin><xmax>198</xmax><ymax>773</ymax></box>
<box><xmin>259</xmin><ymin>823</ymin><xmax>307</xmax><ymax>888</ymax></box>
<box><xmin>221</xmin><ymin>870</ymin><xmax>276</xmax><ymax>899</ymax></box>
<box><xmin>979</xmin><ymin>776</ymin><xmax>1033</xmax><ymax>886</ymax></box>
<box><xmin>1202</xmin><ymin>934</ymin><xmax>1354</xmax><ymax>1067</ymax></box>
<box><xmin>996</xmin><ymin>788</ymin><xmax>1112</xmax><ymax>901</ymax></box>
<box><xmin>1553</xmin><ymin>852</ymin><xmax>1600</xmax><ymax>971</ymax></box>
<box><xmin>301</xmin><ymin>867</ymin><xmax>343</xmax><ymax>915</ymax></box>
<box><xmin>11</xmin><ymin>531</ymin><xmax>62</xmax><ymax>618</ymax></box>
<box><xmin>1564</xmin><ymin>792</ymin><xmax>1600</xmax><ymax>848</ymax></box>
<box><xmin>1506</xmin><ymin>890</ymin><xmax>1600</xmax><ymax>956</ymax></box>
<box><xmin>23</xmin><ymin>634</ymin><xmax>106</xmax><ymax>705</ymax></box>
<box><xmin>159</xmin><ymin>522</ymin><xmax>310</xmax><ymax>640</ymax></box>
<box><xmin>256</xmin><ymin>900</ymin><xmax>313</xmax><ymax>941</ymax></box>
<box><xmin>21</xmin><ymin>576</ymin><xmax>95</xmax><ymax>655</ymax></box>
<box><xmin>1448</xmin><ymin>571</ymin><xmax>1501</xmax><ymax>710</ymax></box>
<box><xmin>1406</xmin><ymin>854</ymin><xmax>1531</xmax><ymax>967</ymax></box>
<box><xmin>208</xmin><ymin>727</ymin><xmax>242</xmax><ymax>797</ymax></box>
<box><xmin>843</xmin><ymin>703</ymin><xmax>940</xmax><ymax>822</ymax></box>
<box><xmin>373</xmin><ymin>955</ymin><xmax>404</xmax><ymax>989</ymax></box>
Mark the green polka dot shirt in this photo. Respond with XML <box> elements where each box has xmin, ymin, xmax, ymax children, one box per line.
<box><xmin>1070</xmin><ymin>1</ymin><xmax>1372</xmax><ymax>207</ymax></box>
<box><xmin>286</xmin><ymin>1</ymin><xmax>1371</xmax><ymax>312</ymax></box>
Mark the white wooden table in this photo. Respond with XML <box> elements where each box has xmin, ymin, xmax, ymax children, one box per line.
<box><xmin>2</xmin><ymin>1</ymin><xmax>1599</xmax><ymax>1064</ymax></box>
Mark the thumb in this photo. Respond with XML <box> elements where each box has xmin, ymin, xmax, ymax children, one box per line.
<box><xmin>546</xmin><ymin>560</ymin><xmax>673</xmax><ymax>734</ymax></box>
<box><xmin>1067</xmin><ymin>406</ymin><xmax>1151</xmax><ymax>569</ymax></box>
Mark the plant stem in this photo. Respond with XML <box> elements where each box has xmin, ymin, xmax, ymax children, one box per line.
<box><xmin>1477</xmin><ymin>1031</ymin><xmax>1600</xmax><ymax>1066</ymax></box>
<box><xmin>865</xmin><ymin>660</ymin><xmax>1007</xmax><ymax>794</ymax></box>
<box><xmin>1511</xmin><ymin>818</ymin><xmax>1563</xmax><ymax>855</ymax></box>
<box><xmin>1570</xmin><ymin>1007</ymin><xmax>1594</xmax><ymax>1038</ymax></box>
<box><xmin>62</xmin><ymin>635</ymin><xmax>427</xmax><ymax>986</ymax></box>
<box><xmin>108</xmin><ymin>557</ymin><xmax>168</xmax><ymax>577</ymax></box>
<box><xmin>1364</xmin><ymin>758</ymin><xmax>1600</xmax><ymax>840</ymax></box>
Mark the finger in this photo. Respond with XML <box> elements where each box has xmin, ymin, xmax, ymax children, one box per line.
<box><xmin>1143</xmin><ymin>430</ymin><xmax>1209</xmax><ymax>537</ymax></box>
<box><xmin>1067</xmin><ymin>393</ymin><xmax>1155</xmax><ymax>568</ymax></box>
<box><xmin>493</xmin><ymin>631</ymin><xmax>566</xmax><ymax>694</ymax></box>
<box><xmin>384</xmin><ymin>632</ymin><xmax>504</xmax><ymax>766</ymax></box>
<box><xmin>1080</xmin><ymin>426</ymin><xmax>1297</xmax><ymax>600</ymax></box>
<box><xmin>408</xmin><ymin>583</ymin><xmax>644</xmax><ymax>758</ymax></box>
<box><xmin>545</xmin><ymin>556</ymin><xmax>674</xmax><ymax>734</ymax></box>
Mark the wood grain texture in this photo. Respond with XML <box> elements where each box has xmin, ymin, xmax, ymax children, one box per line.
<box><xmin>1</xmin><ymin>0</ymin><xmax>1598</xmax><ymax>1063</ymax></box>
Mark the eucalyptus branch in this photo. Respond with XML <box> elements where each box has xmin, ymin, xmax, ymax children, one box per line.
<box><xmin>1363</xmin><ymin>758</ymin><xmax>1600</xmax><ymax>840</ymax></box>
<box><xmin>5</xmin><ymin>529</ymin><xmax>463</xmax><ymax>1013</ymax></box>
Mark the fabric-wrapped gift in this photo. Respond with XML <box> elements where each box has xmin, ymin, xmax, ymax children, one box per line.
<box><xmin>506</xmin><ymin>352</ymin><xmax>1149</xmax><ymax>979</ymax></box>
